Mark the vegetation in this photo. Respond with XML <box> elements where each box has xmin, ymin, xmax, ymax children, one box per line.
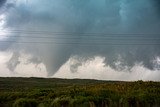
<box><xmin>0</xmin><ymin>77</ymin><xmax>159</xmax><ymax>107</ymax></box>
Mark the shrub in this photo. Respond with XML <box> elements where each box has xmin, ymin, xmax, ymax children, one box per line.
<box><xmin>13</xmin><ymin>98</ymin><xmax>38</xmax><ymax>107</ymax></box>
<box><xmin>50</xmin><ymin>97</ymin><xmax>71</xmax><ymax>107</ymax></box>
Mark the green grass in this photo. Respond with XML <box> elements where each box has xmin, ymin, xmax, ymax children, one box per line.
<box><xmin>0</xmin><ymin>77</ymin><xmax>160</xmax><ymax>107</ymax></box>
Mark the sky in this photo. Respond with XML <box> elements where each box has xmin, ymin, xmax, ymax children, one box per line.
<box><xmin>0</xmin><ymin>0</ymin><xmax>160</xmax><ymax>81</ymax></box>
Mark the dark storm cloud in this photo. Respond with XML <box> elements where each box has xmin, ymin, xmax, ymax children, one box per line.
<box><xmin>0</xmin><ymin>0</ymin><xmax>16</xmax><ymax>51</ymax></box>
<box><xmin>152</xmin><ymin>0</ymin><xmax>160</xmax><ymax>11</ymax></box>
<box><xmin>0</xmin><ymin>0</ymin><xmax>6</xmax><ymax>7</ymax></box>
<box><xmin>1</xmin><ymin>0</ymin><xmax>160</xmax><ymax>76</ymax></box>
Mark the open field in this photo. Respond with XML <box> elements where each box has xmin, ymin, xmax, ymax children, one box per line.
<box><xmin>0</xmin><ymin>77</ymin><xmax>160</xmax><ymax>107</ymax></box>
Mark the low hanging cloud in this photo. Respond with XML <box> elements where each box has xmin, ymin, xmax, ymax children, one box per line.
<box><xmin>54</xmin><ymin>56</ymin><xmax>160</xmax><ymax>81</ymax></box>
<box><xmin>0</xmin><ymin>0</ymin><xmax>160</xmax><ymax>80</ymax></box>
<box><xmin>0</xmin><ymin>51</ymin><xmax>47</xmax><ymax>77</ymax></box>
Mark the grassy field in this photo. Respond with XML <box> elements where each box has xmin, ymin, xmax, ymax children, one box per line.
<box><xmin>0</xmin><ymin>77</ymin><xmax>160</xmax><ymax>107</ymax></box>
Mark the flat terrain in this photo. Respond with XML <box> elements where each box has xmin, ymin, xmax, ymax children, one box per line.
<box><xmin>0</xmin><ymin>77</ymin><xmax>160</xmax><ymax>107</ymax></box>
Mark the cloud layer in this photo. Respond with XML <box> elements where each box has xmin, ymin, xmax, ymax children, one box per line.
<box><xmin>54</xmin><ymin>56</ymin><xmax>160</xmax><ymax>81</ymax></box>
<box><xmin>0</xmin><ymin>0</ymin><xmax>160</xmax><ymax>80</ymax></box>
